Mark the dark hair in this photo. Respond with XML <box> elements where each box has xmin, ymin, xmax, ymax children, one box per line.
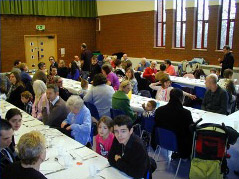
<box><xmin>38</xmin><ymin>62</ymin><xmax>45</xmax><ymax>70</ymax></box>
<box><xmin>21</xmin><ymin>91</ymin><xmax>33</xmax><ymax>101</ymax></box>
<box><xmin>223</xmin><ymin>69</ymin><xmax>233</xmax><ymax>78</ymax></box>
<box><xmin>81</xmin><ymin>78</ymin><xmax>88</xmax><ymax>89</ymax></box>
<box><xmin>47</xmin><ymin>84</ymin><xmax>59</xmax><ymax>93</ymax></box>
<box><xmin>124</xmin><ymin>60</ymin><xmax>132</xmax><ymax>71</ymax></box>
<box><xmin>193</xmin><ymin>69</ymin><xmax>206</xmax><ymax>79</ymax></box>
<box><xmin>81</xmin><ymin>43</ymin><xmax>87</xmax><ymax>49</ymax></box>
<box><xmin>98</xmin><ymin>116</ymin><xmax>113</xmax><ymax>129</ymax></box>
<box><xmin>114</xmin><ymin>115</ymin><xmax>133</xmax><ymax>130</ymax></box>
<box><xmin>160</xmin><ymin>63</ymin><xmax>166</xmax><ymax>71</ymax></box>
<box><xmin>210</xmin><ymin>68</ymin><xmax>217</xmax><ymax>73</ymax></box>
<box><xmin>93</xmin><ymin>73</ymin><xmax>107</xmax><ymax>86</ymax></box>
<box><xmin>92</xmin><ymin>55</ymin><xmax>98</xmax><ymax>61</ymax></box>
<box><xmin>10</xmin><ymin>71</ymin><xmax>24</xmax><ymax>88</ymax></box>
<box><xmin>70</xmin><ymin>61</ymin><xmax>79</xmax><ymax>76</ymax></box>
<box><xmin>14</xmin><ymin>60</ymin><xmax>21</xmax><ymax>66</ymax></box>
<box><xmin>160</xmin><ymin>76</ymin><xmax>171</xmax><ymax>87</ymax></box>
<box><xmin>148</xmin><ymin>100</ymin><xmax>157</xmax><ymax>109</ymax></box>
<box><xmin>114</xmin><ymin>59</ymin><xmax>121</xmax><ymax>66</ymax></box>
<box><xmin>102</xmin><ymin>64</ymin><xmax>112</xmax><ymax>75</ymax></box>
<box><xmin>223</xmin><ymin>45</ymin><xmax>230</xmax><ymax>50</ymax></box>
<box><xmin>0</xmin><ymin>119</ymin><xmax>12</xmax><ymax>135</ymax></box>
<box><xmin>164</xmin><ymin>59</ymin><xmax>171</xmax><ymax>65</ymax></box>
<box><xmin>5</xmin><ymin>108</ymin><xmax>22</xmax><ymax>121</ymax></box>
<box><xmin>125</xmin><ymin>68</ymin><xmax>135</xmax><ymax>80</ymax></box>
<box><xmin>169</xmin><ymin>88</ymin><xmax>184</xmax><ymax>103</ymax></box>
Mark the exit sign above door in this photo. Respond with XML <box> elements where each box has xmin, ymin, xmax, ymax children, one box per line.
<box><xmin>36</xmin><ymin>25</ymin><xmax>45</xmax><ymax>31</ymax></box>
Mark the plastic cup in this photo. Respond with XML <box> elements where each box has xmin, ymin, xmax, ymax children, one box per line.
<box><xmin>89</xmin><ymin>165</ymin><xmax>96</xmax><ymax>177</ymax></box>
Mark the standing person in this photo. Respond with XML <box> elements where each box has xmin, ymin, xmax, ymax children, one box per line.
<box><xmin>143</xmin><ymin>61</ymin><xmax>158</xmax><ymax>83</ymax></box>
<box><xmin>218</xmin><ymin>45</ymin><xmax>234</xmax><ymax>77</ymax></box>
<box><xmin>89</xmin><ymin>55</ymin><xmax>101</xmax><ymax>82</ymax></box>
<box><xmin>1</xmin><ymin>131</ymin><xmax>47</xmax><ymax>179</ymax></box>
<box><xmin>95</xmin><ymin>116</ymin><xmax>114</xmax><ymax>158</ymax></box>
<box><xmin>80</xmin><ymin>43</ymin><xmax>93</xmax><ymax>79</ymax></box>
<box><xmin>0</xmin><ymin>119</ymin><xmax>16</xmax><ymax>173</ymax></box>
<box><xmin>108</xmin><ymin>115</ymin><xmax>150</xmax><ymax>178</ymax></box>
<box><xmin>49</xmin><ymin>56</ymin><xmax>58</xmax><ymax>72</ymax></box>
<box><xmin>165</xmin><ymin>59</ymin><xmax>176</xmax><ymax>76</ymax></box>
<box><xmin>67</xmin><ymin>61</ymin><xmax>80</xmax><ymax>81</ymax></box>
<box><xmin>6</xmin><ymin>71</ymin><xmax>25</xmax><ymax>109</ymax></box>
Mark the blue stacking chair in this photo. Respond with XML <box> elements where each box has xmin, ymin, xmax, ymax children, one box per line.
<box><xmin>140</xmin><ymin>115</ymin><xmax>155</xmax><ymax>147</ymax></box>
<box><xmin>84</xmin><ymin>102</ymin><xmax>100</xmax><ymax>121</ymax></box>
<box><xmin>110</xmin><ymin>108</ymin><xmax>125</xmax><ymax>119</ymax></box>
<box><xmin>154</xmin><ymin>128</ymin><xmax>182</xmax><ymax>179</ymax></box>
<box><xmin>171</xmin><ymin>83</ymin><xmax>183</xmax><ymax>90</ymax></box>
<box><xmin>194</xmin><ymin>86</ymin><xmax>206</xmax><ymax>99</ymax></box>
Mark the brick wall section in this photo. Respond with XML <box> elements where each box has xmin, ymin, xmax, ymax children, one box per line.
<box><xmin>1</xmin><ymin>15</ymin><xmax>96</xmax><ymax>72</ymax></box>
<box><xmin>96</xmin><ymin>5</ymin><xmax>239</xmax><ymax>66</ymax></box>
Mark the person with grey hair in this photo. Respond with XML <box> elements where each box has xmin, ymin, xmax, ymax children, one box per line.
<box><xmin>143</xmin><ymin>61</ymin><xmax>157</xmax><ymax>83</ymax></box>
<box><xmin>42</xmin><ymin>84</ymin><xmax>69</xmax><ymax>128</ymax></box>
<box><xmin>202</xmin><ymin>74</ymin><xmax>228</xmax><ymax>114</ymax></box>
<box><xmin>135</xmin><ymin>57</ymin><xmax>150</xmax><ymax>72</ymax></box>
<box><xmin>2</xmin><ymin>131</ymin><xmax>47</xmax><ymax>179</ymax></box>
<box><xmin>61</xmin><ymin>95</ymin><xmax>92</xmax><ymax>146</ymax></box>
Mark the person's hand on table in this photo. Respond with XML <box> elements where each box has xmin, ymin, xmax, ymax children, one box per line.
<box><xmin>66</xmin><ymin>125</ymin><xmax>71</xmax><ymax>130</ymax></box>
<box><xmin>189</xmin><ymin>94</ymin><xmax>197</xmax><ymax>100</ymax></box>
<box><xmin>61</xmin><ymin>122</ymin><xmax>67</xmax><ymax>128</ymax></box>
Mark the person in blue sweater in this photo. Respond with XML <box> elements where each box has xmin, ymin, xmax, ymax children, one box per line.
<box><xmin>67</xmin><ymin>61</ymin><xmax>80</xmax><ymax>81</ymax></box>
<box><xmin>61</xmin><ymin>95</ymin><xmax>91</xmax><ymax>146</ymax></box>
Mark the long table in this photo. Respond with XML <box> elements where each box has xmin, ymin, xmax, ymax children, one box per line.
<box><xmin>0</xmin><ymin>99</ymin><xmax>131</xmax><ymax>179</ymax></box>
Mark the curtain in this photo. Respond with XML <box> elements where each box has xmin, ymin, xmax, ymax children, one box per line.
<box><xmin>0</xmin><ymin>0</ymin><xmax>97</xmax><ymax>17</ymax></box>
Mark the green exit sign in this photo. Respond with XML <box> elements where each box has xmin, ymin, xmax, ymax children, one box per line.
<box><xmin>36</xmin><ymin>25</ymin><xmax>45</xmax><ymax>31</ymax></box>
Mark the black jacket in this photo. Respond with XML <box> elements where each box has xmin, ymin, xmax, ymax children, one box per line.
<box><xmin>0</xmin><ymin>147</ymin><xmax>16</xmax><ymax>173</ymax></box>
<box><xmin>221</xmin><ymin>52</ymin><xmax>234</xmax><ymax>76</ymax></box>
<box><xmin>108</xmin><ymin>134</ymin><xmax>150</xmax><ymax>178</ymax></box>
<box><xmin>7</xmin><ymin>85</ymin><xmax>25</xmax><ymax>109</ymax></box>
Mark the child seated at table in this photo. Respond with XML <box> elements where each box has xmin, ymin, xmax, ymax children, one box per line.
<box><xmin>149</xmin><ymin>76</ymin><xmax>196</xmax><ymax>102</ymax></box>
<box><xmin>80</xmin><ymin>78</ymin><xmax>89</xmax><ymax>97</ymax></box>
<box><xmin>142</xmin><ymin>100</ymin><xmax>156</xmax><ymax>118</ymax></box>
<box><xmin>21</xmin><ymin>91</ymin><xmax>33</xmax><ymax>115</ymax></box>
<box><xmin>95</xmin><ymin>116</ymin><xmax>114</xmax><ymax>158</ymax></box>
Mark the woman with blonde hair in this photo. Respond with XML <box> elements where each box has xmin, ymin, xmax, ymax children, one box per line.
<box><xmin>2</xmin><ymin>131</ymin><xmax>47</xmax><ymax>179</ymax></box>
<box><xmin>32</xmin><ymin>80</ymin><xmax>49</xmax><ymax>120</ymax></box>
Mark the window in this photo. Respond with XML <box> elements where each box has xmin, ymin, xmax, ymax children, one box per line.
<box><xmin>156</xmin><ymin>0</ymin><xmax>166</xmax><ymax>47</ymax></box>
<box><xmin>219</xmin><ymin>0</ymin><xmax>236</xmax><ymax>49</ymax></box>
<box><xmin>175</xmin><ymin>0</ymin><xmax>186</xmax><ymax>48</ymax></box>
<box><xmin>195</xmin><ymin>0</ymin><xmax>209</xmax><ymax>49</ymax></box>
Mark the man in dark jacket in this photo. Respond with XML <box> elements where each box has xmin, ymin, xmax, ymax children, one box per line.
<box><xmin>80</xmin><ymin>43</ymin><xmax>93</xmax><ymax>79</ymax></box>
<box><xmin>218</xmin><ymin>45</ymin><xmax>234</xmax><ymax>77</ymax></box>
<box><xmin>0</xmin><ymin>120</ymin><xmax>16</xmax><ymax>173</ymax></box>
<box><xmin>42</xmin><ymin>84</ymin><xmax>69</xmax><ymax>128</ymax></box>
<box><xmin>154</xmin><ymin>88</ymin><xmax>194</xmax><ymax>158</ymax></box>
<box><xmin>108</xmin><ymin>115</ymin><xmax>150</xmax><ymax>178</ymax></box>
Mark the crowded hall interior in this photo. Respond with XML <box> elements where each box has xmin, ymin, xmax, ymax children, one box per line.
<box><xmin>1</xmin><ymin>0</ymin><xmax>239</xmax><ymax>178</ymax></box>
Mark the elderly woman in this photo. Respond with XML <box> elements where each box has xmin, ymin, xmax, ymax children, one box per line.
<box><xmin>102</xmin><ymin>64</ymin><xmax>120</xmax><ymax>91</ymax></box>
<box><xmin>61</xmin><ymin>95</ymin><xmax>91</xmax><ymax>146</ymax></box>
<box><xmin>112</xmin><ymin>80</ymin><xmax>136</xmax><ymax>122</ymax></box>
<box><xmin>84</xmin><ymin>74</ymin><xmax>115</xmax><ymax>117</ymax></box>
<box><xmin>2</xmin><ymin>131</ymin><xmax>47</xmax><ymax>179</ymax></box>
<box><xmin>32</xmin><ymin>80</ymin><xmax>49</xmax><ymax>120</ymax></box>
<box><xmin>6</xmin><ymin>71</ymin><xmax>25</xmax><ymax>109</ymax></box>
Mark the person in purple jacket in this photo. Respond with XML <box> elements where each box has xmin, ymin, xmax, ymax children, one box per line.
<box><xmin>102</xmin><ymin>64</ymin><xmax>120</xmax><ymax>91</ymax></box>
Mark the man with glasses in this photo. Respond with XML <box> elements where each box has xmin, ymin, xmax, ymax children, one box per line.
<box><xmin>54</xmin><ymin>76</ymin><xmax>72</xmax><ymax>101</ymax></box>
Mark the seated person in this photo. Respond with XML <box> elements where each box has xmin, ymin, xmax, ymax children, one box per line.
<box><xmin>0</xmin><ymin>120</ymin><xmax>16</xmax><ymax>173</ymax></box>
<box><xmin>114</xmin><ymin>59</ymin><xmax>125</xmax><ymax>74</ymax></box>
<box><xmin>154</xmin><ymin>88</ymin><xmax>194</xmax><ymax>158</ymax></box>
<box><xmin>42</xmin><ymin>84</ymin><xmax>69</xmax><ymax>128</ymax></box>
<box><xmin>47</xmin><ymin>66</ymin><xmax>58</xmax><ymax>84</ymax></box>
<box><xmin>193</xmin><ymin>69</ymin><xmax>206</xmax><ymax>79</ymax></box>
<box><xmin>108</xmin><ymin>115</ymin><xmax>150</xmax><ymax>178</ymax></box>
<box><xmin>218</xmin><ymin>69</ymin><xmax>235</xmax><ymax>89</ymax></box>
<box><xmin>80</xmin><ymin>78</ymin><xmax>89</xmax><ymax>97</ymax></box>
<box><xmin>89</xmin><ymin>55</ymin><xmax>101</xmax><ymax>82</ymax></box>
<box><xmin>202</xmin><ymin>74</ymin><xmax>228</xmax><ymax>114</ymax></box>
<box><xmin>19</xmin><ymin>63</ymin><xmax>33</xmax><ymax>92</ymax></box>
<box><xmin>21</xmin><ymin>91</ymin><xmax>33</xmax><ymax>115</ymax></box>
<box><xmin>125</xmin><ymin>68</ymin><xmax>138</xmax><ymax>94</ymax></box>
<box><xmin>95</xmin><ymin>116</ymin><xmax>114</xmax><ymax>158</ymax></box>
<box><xmin>67</xmin><ymin>61</ymin><xmax>80</xmax><ymax>81</ymax></box>
<box><xmin>2</xmin><ymin>131</ymin><xmax>47</xmax><ymax>179</ymax></box>
<box><xmin>112</xmin><ymin>80</ymin><xmax>136</xmax><ymax>122</ymax></box>
<box><xmin>149</xmin><ymin>76</ymin><xmax>196</xmax><ymax>102</ymax></box>
<box><xmin>155</xmin><ymin>63</ymin><xmax>168</xmax><ymax>82</ymax></box>
<box><xmin>57</xmin><ymin>59</ymin><xmax>68</xmax><ymax>78</ymax></box>
<box><xmin>142</xmin><ymin>100</ymin><xmax>156</xmax><ymax>118</ymax></box>
<box><xmin>61</xmin><ymin>95</ymin><xmax>91</xmax><ymax>146</ymax></box>
<box><xmin>54</xmin><ymin>76</ymin><xmax>72</xmax><ymax>101</ymax></box>
<box><xmin>143</xmin><ymin>61</ymin><xmax>158</xmax><ymax>83</ymax></box>
<box><xmin>11</xmin><ymin>60</ymin><xmax>21</xmax><ymax>74</ymax></box>
<box><xmin>164</xmin><ymin>59</ymin><xmax>176</xmax><ymax>76</ymax></box>
<box><xmin>102</xmin><ymin>64</ymin><xmax>120</xmax><ymax>91</ymax></box>
<box><xmin>32</xmin><ymin>62</ymin><xmax>47</xmax><ymax>83</ymax></box>
<box><xmin>49</xmin><ymin>56</ymin><xmax>58</xmax><ymax>71</ymax></box>
<box><xmin>135</xmin><ymin>58</ymin><xmax>150</xmax><ymax>72</ymax></box>
<box><xmin>6</xmin><ymin>71</ymin><xmax>25</xmax><ymax>109</ymax></box>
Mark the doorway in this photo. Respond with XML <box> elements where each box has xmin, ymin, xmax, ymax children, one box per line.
<box><xmin>24</xmin><ymin>35</ymin><xmax>57</xmax><ymax>72</ymax></box>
